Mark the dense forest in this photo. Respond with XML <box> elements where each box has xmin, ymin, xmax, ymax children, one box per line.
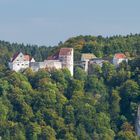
<box><xmin>0</xmin><ymin>34</ymin><xmax>140</xmax><ymax>140</ymax></box>
<box><xmin>1</xmin><ymin>34</ymin><xmax>140</xmax><ymax>66</ymax></box>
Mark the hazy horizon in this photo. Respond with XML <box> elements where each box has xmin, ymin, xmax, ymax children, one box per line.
<box><xmin>0</xmin><ymin>0</ymin><xmax>140</xmax><ymax>46</ymax></box>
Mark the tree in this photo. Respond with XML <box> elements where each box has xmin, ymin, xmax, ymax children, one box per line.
<box><xmin>102</xmin><ymin>62</ymin><xmax>116</xmax><ymax>84</ymax></box>
<box><xmin>41</xmin><ymin>125</ymin><xmax>56</xmax><ymax>140</ymax></box>
<box><xmin>0</xmin><ymin>99</ymin><xmax>9</xmax><ymax>121</ymax></box>
<box><xmin>74</xmin><ymin>66</ymin><xmax>87</xmax><ymax>81</ymax></box>
<box><xmin>27</xmin><ymin>122</ymin><xmax>41</xmax><ymax>140</ymax></box>
<box><xmin>120</xmin><ymin>80</ymin><xmax>140</xmax><ymax>120</ymax></box>
<box><xmin>110</xmin><ymin>90</ymin><xmax>121</xmax><ymax>132</ymax></box>
<box><xmin>116</xmin><ymin>122</ymin><xmax>138</xmax><ymax>140</ymax></box>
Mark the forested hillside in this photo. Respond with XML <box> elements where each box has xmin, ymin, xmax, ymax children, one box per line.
<box><xmin>0</xmin><ymin>41</ymin><xmax>55</xmax><ymax>66</ymax></box>
<box><xmin>1</xmin><ymin>34</ymin><xmax>140</xmax><ymax>66</ymax></box>
<box><xmin>0</xmin><ymin>34</ymin><xmax>140</xmax><ymax>140</ymax></box>
<box><xmin>59</xmin><ymin>34</ymin><xmax>140</xmax><ymax>61</ymax></box>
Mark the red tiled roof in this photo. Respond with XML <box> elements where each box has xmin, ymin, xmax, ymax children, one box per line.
<box><xmin>24</xmin><ymin>55</ymin><xmax>31</xmax><ymax>61</ymax></box>
<box><xmin>59</xmin><ymin>48</ymin><xmax>72</xmax><ymax>55</ymax></box>
<box><xmin>11</xmin><ymin>52</ymin><xmax>33</xmax><ymax>62</ymax></box>
<box><xmin>114</xmin><ymin>53</ymin><xmax>126</xmax><ymax>59</ymax></box>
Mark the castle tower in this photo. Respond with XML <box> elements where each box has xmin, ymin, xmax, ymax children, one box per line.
<box><xmin>59</xmin><ymin>48</ymin><xmax>73</xmax><ymax>76</ymax></box>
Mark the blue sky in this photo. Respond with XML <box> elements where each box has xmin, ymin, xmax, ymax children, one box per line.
<box><xmin>0</xmin><ymin>0</ymin><xmax>140</xmax><ymax>46</ymax></box>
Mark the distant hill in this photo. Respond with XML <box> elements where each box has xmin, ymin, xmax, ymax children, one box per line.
<box><xmin>0</xmin><ymin>34</ymin><xmax>140</xmax><ymax>66</ymax></box>
<box><xmin>59</xmin><ymin>34</ymin><xmax>140</xmax><ymax>61</ymax></box>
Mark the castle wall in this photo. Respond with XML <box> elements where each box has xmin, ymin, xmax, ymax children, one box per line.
<box><xmin>30</xmin><ymin>62</ymin><xmax>46</xmax><ymax>71</ymax></box>
<box><xmin>44</xmin><ymin>60</ymin><xmax>62</xmax><ymax>69</ymax></box>
<box><xmin>9</xmin><ymin>48</ymin><xmax>74</xmax><ymax>76</ymax></box>
<box><xmin>59</xmin><ymin>48</ymin><xmax>73</xmax><ymax>76</ymax></box>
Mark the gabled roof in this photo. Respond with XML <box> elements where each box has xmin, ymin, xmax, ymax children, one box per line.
<box><xmin>11</xmin><ymin>52</ymin><xmax>21</xmax><ymax>62</ymax></box>
<box><xmin>47</xmin><ymin>52</ymin><xmax>59</xmax><ymax>60</ymax></box>
<box><xmin>81</xmin><ymin>53</ymin><xmax>96</xmax><ymax>60</ymax></box>
<box><xmin>11</xmin><ymin>52</ymin><xmax>33</xmax><ymax>62</ymax></box>
<box><xmin>47</xmin><ymin>48</ymin><xmax>73</xmax><ymax>60</ymax></box>
<box><xmin>114</xmin><ymin>53</ymin><xmax>126</xmax><ymax>59</ymax></box>
<box><xmin>59</xmin><ymin>48</ymin><xmax>73</xmax><ymax>55</ymax></box>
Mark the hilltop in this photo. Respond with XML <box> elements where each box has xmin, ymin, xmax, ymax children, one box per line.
<box><xmin>0</xmin><ymin>34</ymin><xmax>140</xmax><ymax>67</ymax></box>
<box><xmin>0</xmin><ymin>34</ymin><xmax>140</xmax><ymax>139</ymax></box>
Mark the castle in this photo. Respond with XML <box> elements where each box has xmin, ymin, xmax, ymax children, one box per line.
<box><xmin>9</xmin><ymin>48</ymin><xmax>74</xmax><ymax>76</ymax></box>
<box><xmin>113</xmin><ymin>53</ymin><xmax>128</xmax><ymax>67</ymax></box>
<box><xmin>80</xmin><ymin>52</ymin><xmax>128</xmax><ymax>73</ymax></box>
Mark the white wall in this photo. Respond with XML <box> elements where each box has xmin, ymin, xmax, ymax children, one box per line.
<box><xmin>113</xmin><ymin>58</ymin><xmax>128</xmax><ymax>67</ymax></box>
<box><xmin>59</xmin><ymin>48</ymin><xmax>73</xmax><ymax>76</ymax></box>
<box><xmin>11</xmin><ymin>62</ymin><xmax>29</xmax><ymax>72</ymax></box>
<box><xmin>45</xmin><ymin>60</ymin><xmax>62</xmax><ymax>69</ymax></box>
<box><xmin>9</xmin><ymin>49</ymin><xmax>74</xmax><ymax>76</ymax></box>
<box><xmin>10</xmin><ymin>52</ymin><xmax>30</xmax><ymax>71</ymax></box>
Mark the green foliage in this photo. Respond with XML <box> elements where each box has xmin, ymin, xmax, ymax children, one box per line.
<box><xmin>0</xmin><ymin>35</ymin><xmax>140</xmax><ymax>139</ymax></box>
<box><xmin>60</xmin><ymin>34</ymin><xmax>140</xmax><ymax>61</ymax></box>
<box><xmin>116</xmin><ymin>122</ymin><xmax>139</xmax><ymax>140</ymax></box>
<box><xmin>74</xmin><ymin>66</ymin><xmax>87</xmax><ymax>81</ymax></box>
<box><xmin>120</xmin><ymin>80</ymin><xmax>140</xmax><ymax>120</ymax></box>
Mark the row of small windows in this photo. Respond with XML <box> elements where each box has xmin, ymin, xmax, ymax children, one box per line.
<box><xmin>16</xmin><ymin>59</ymin><xmax>27</xmax><ymax>61</ymax></box>
<box><xmin>17</xmin><ymin>64</ymin><xmax>28</xmax><ymax>66</ymax></box>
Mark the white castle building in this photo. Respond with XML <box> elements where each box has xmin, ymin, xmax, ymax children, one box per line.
<box><xmin>113</xmin><ymin>53</ymin><xmax>128</xmax><ymax>67</ymax></box>
<box><xmin>59</xmin><ymin>48</ymin><xmax>73</xmax><ymax>76</ymax></box>
<box><xmin>8</xmin><ymin>52</ymin><xmax>35</xmax><ymax>72</ymax></box>
<box><xmin>9</xmin><ymin>48</ymin><xmax>74</xmax><ymax>76</ymax></box>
